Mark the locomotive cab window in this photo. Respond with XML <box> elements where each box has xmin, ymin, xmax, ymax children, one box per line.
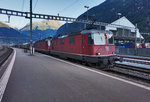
<box><xmin>42</xmin><ymin>42</ymin><xmax>44</xmax><ymax>46</ymax></box>
<box><xmin>69</xmin><ymin>37</ymin><xmax>75</xmax><ymax>44</ymax></box>
<box><xmin>94</xmin><ymin>33</ymin><xmax>105</xmax><ymax>45</ymax></box>
<box><xmin>88</xmin><ymin>34</ymin><xmax>94</xmax><ymax>44</ymax></box>
<box><xmin>107</xmin><ymin>33</ymin><xmax>114</xmax><ymax>44</ymax></box>
<box><xmin>54</xmin><ymin>40</ymin><xmax>57</xmax><ymax>45</ymax></box>
<box><xmin>60</xmin><ymin>39</ymin><xmax>64</xmax><ymax>44</ymax></box>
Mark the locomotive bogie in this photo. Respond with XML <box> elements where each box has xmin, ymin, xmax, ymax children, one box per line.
<box><xmin>50</xmin><ymin>50</ymin><xmax>116</xmax><ymax>69</ymax></box>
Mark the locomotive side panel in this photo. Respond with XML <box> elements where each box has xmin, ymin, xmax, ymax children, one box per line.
<box><xmin>51</xmin><ymin>34</ymin><xmax>83</xmax><ymax>55</ymax></box>
<box><xmin>34</xmin><ymin>40</ymin><xmax>50</xmax><ymax>54</ymax></box>
<box><xmin>93</xmin><ymin>45</ymin><xmax>115</xmax><ymax>55</ymax></box>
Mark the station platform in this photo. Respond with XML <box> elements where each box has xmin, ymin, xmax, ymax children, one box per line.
<box><xmin>1</xmin><ymin>48</ymin><xmax>150</xmax><ymax>102</ymax></box>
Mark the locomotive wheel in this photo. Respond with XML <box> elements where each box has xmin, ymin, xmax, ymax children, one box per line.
<box><xmin>87</xmin><ymin>63</ymin><xmax>95</xmax><ymax>67</ymax></box>
<box><xmin>96</xmin><ymin>63</ymin><xmax>106</xmax><ymax>70</ymax></box>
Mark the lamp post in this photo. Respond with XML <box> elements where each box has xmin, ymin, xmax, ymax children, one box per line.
<box><xmin>117</xmin><ymin>13</ymin><xmax>122</xmax><ymax>26</ymax></box>
<box><xmin>84</xmin><ymin>6</ymin><xmax>89</xmax><ymax>29</ymax></box>
<box><xmin>117</xmin><ymin>13</ymin><xmax>122</xmax><ymax>19</ymax></box>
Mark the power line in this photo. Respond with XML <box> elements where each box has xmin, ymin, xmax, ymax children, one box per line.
<box><xmin>21</xmin><ymin>0</ymin><xmax>25</xmax><ymax>11</ymax></box>
<box><xmin>17</xmin><ymin>0</ymin><xmax>25</xmax><ymax>27</ymax></box>
<box><xmin>33</xmin><ymin>0</ymin><xmax>39</xmax><ymax>11</ymax></box>
<box><xmin>59</xmin><ymin>0</ymin><xmax>79</xmax><ymax>13</ymax></box>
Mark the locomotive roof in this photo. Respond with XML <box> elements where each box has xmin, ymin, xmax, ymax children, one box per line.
<box><xmin>81</xmin><ymin>29</ymin><xmax>113</xmax><ymax>34</ymax></box>
<box><xmin>54</xmin><ymin>29</ymin><xmax>113</xmax><ymax>39</ymax></box>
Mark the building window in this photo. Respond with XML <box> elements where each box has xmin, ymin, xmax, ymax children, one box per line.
<box><xmin>69</xmin><ymin>37</ymin><xmax>75</xmax><ymax>44</ymax></box>
<box><xmin>60</xmin><ymin>39</ymin><xmax>64</xmax><ymax>44</ymax></box>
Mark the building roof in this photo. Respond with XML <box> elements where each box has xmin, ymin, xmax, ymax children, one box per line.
<box><xmin>106</xmin><ymin>16</ymin><xmax>144</xmax><ymax>39</ymax></box>
<box><xmin>111</xmin><ymin>16</ymin><xmax>135</xmax><ymax>28</ymax></box>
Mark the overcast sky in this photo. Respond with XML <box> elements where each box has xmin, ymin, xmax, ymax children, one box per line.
<box><xmin>0</xmin><ymin>0</ymin><xmax>105</xmax><ymax>28</ymax></box>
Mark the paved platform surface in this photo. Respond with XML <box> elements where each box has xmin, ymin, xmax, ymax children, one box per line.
<box><xmin>2</xmin><ymin>48</ymin><xmax>150</xmax><ymax>102</ymax></box>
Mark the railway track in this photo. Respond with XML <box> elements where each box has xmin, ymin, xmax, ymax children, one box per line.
<box><xmin>110</xmin><ymin>63</ymin><xmax>150</xmax><ymax>81</ymax></box>
<box><xmin>118</xmin><ymin>55</ymin><xmax>150</xmax><ymax>61</ymax></box>
<box><xmin>0</xmin><ymin>47</ymin><xmax>13</xmax><ymax>67</ymax></box>
<box><xmin>110</xmin><ymin>55</ymin><xmax>150</xmax><ymax>81</ymax></box>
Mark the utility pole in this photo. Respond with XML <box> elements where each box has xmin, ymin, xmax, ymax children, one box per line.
<box><xmin>30</xmin><ymin>0</ymin><xmax>33</xmax><ymax>55</ymax></box>
<box><xmin>8</xmin><ymin>15</ymin><xmax>10</xmax><ymax>23</ymax></box>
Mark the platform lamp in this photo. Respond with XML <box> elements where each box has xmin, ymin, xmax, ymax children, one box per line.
<box><xmin>84</xmin><ymin>5</ymin><xmax>89</xmax><ymax>29</ymax></box>
<box><xmin>117</xmin><ymin>13</ymin><xmax>122</xmax><ymax>19</ymax></box>
<box><xmin>135</xmin><ymin>24</ymin><xmax>138</xmax><ymax>55</ymax></box>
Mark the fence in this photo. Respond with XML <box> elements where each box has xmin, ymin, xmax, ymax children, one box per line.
<box><xmin>116</xmin><ymin>47</ymin><xmax>150</xmax><ymax>56</ymax></box>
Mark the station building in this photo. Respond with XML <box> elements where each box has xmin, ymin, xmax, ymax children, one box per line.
<box><xmin>105</xmin><ymin>16</ymin><xmax>144</xmax><ymax>47</ymax></box>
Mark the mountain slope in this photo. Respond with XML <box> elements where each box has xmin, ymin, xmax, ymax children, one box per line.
<box><xmin>0</xmin><ymin>22</ymin><xmax>10</xmax><ymax>28</ymax></box>
<box><xmin>21</xmin><ymin>20</ymin><xmax>62</xmax><ymax>31</ymax></box>
<box><xmin>57</xmin><ymin>0</ymin><xmax>150</xmax><ymax>36</ymax></box>
<box><xmin>0</xmin><ymin>22</ymin><xmax>21</xmax><ymax>44</ymax></box>
<box><xmin>20</xmin><ymin>20</ymin><xmax>62</xmax><ymax>41</ymax></box>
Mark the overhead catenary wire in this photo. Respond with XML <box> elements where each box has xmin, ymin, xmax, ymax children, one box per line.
<box><xmin>33</xmin><ymin>0</ymin><xmax>39</xmax><ymax>11</ymax></box>
<box><xmin>59</xmin><ymin>0</ymin><xmax>80</xmax><ymax>14</ymax></box>
<box><xmin>17</xmin><ymin>0</ymin><xmax>25</xmax><ymax>27</ymax></box>
<box><xmin>21</xmin><ymin>0</ymin><xmax>25</xmax><ymax>11</ymax></box>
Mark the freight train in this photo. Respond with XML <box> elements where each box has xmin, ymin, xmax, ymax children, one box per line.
<box><xmin>34</xmin><ymin>29</ymin><xmax>121</xmax><ymax>69</ymax></box>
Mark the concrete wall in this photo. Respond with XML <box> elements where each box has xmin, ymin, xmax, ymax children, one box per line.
<box><xmin>116</xmin><ymin>47</ymin><xmax>150</xmax><ymax>56</ymax></box>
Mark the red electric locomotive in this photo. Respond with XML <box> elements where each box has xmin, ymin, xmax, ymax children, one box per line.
<box><xmin>50</xmin><ymin>29</ymin><xmax>120</xmax><ymax>69</ymax></box>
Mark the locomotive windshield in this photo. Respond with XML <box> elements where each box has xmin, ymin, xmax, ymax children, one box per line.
<box><xmin>88</xmin><ymin>33</ymin><xmax>114</xmax><ymax>45</ymax></box>
<box><xmin>88</xmin><ymin>33</ymin><xmax>105</xmax><ymax>45</ymax></box>
<box><xmin>94</xmin><ymin>33</ymin><xmax>106</xmax><ymax>45</ymax></box>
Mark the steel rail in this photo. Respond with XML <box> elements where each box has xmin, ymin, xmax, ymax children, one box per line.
<box><xmin>0</xmin><ymin>48</ymin><xmax>13</xmax><ymax>67</ymax></box>
<box><xmin>115</xmin><ymin>63</ymin><xmax>150</xmax><ymax>73</ymax></box>
<box><xmin>112</xmin><ymin>63</ymin><xmax>150</xmax><ymax>81</ymax></box>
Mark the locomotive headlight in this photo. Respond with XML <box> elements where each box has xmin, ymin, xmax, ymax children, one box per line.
<box><xmin>97</xmin><ymin>53</ymin><xmax>101</xmax><ymax>55</ymax></box>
